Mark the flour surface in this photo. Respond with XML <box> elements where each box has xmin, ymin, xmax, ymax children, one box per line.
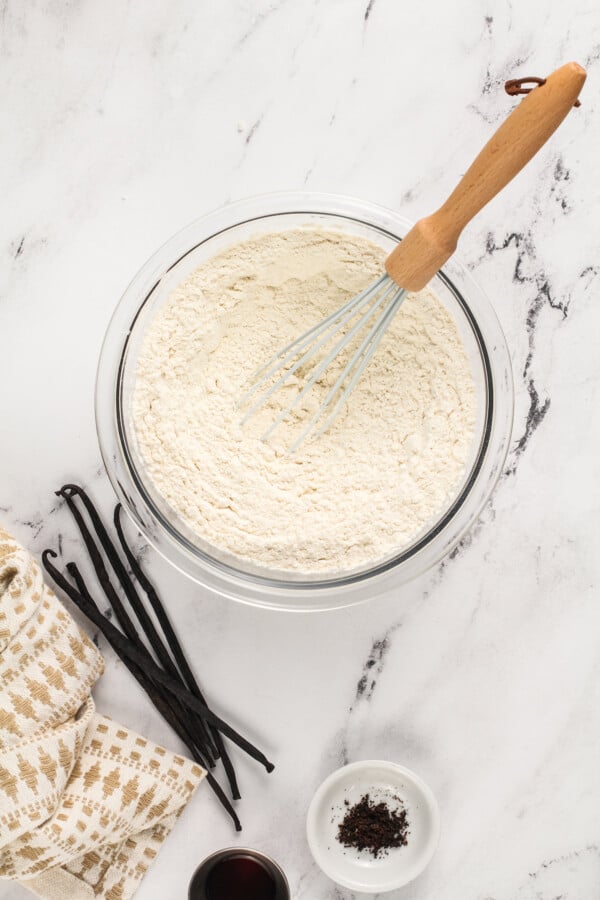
<box><xmin>132</xmin><ymin>228</ymin><xmax>476</xmax><ymax>574</ymax></box>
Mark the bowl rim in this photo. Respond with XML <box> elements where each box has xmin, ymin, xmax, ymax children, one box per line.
<box><xmin>95</xmin><ymin>190</ymin><xmax>514</xmax><ymax>611</ymax></box>
<box><xmin>187</xmin><ymin>846</ymin><xmax>290</xmax><ymax>899</ymax></box>
<box><xmin>305</xmin><ymin>758</ymin><xmax>441</xmax><ymax>892</ymax></box>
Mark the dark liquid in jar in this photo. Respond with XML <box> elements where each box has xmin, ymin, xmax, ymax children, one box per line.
<box><xmin>204</xmin><ymin>856</ymin><xmax>276</xmax><ymax>900</ymax></box>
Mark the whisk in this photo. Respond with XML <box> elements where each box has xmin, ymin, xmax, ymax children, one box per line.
<box><xmin>240</xmin><ymin>63</ymin><xmax>585</xmax><ymax>451</ymax></box>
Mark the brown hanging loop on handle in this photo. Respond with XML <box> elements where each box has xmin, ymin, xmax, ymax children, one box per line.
<box><xmin>505</xmin><ymin>75</ymin><xmax>581</xmax><ymax>107</ymax></box>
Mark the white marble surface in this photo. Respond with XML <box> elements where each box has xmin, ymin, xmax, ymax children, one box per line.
<box><xmin>1</xmin><ymin>1</ymin><xmax>600</xmax><ymax>897</ymax></box>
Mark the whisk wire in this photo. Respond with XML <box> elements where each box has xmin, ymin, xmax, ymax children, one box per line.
<box><xmin>261</xmin><ymin>278</ymin><xmax>398</xmax><ymax>442</ymax></box>
<box><xmin>290</xmin><ymin>287</ymin><xmax>406</xmax><ymax>451</ymax></box>
<box><xmin>240</xmin><ymin>279</ymin><xmax>384</xmax><ymax>426</ymax></box>
<box><xmin>239</xmin><ymin>273</ymin><xmax>388</xmax><ymax>416</ymax></box>
<box><xmin>239</xmin><ymin>272</ymin><xmax>407</xmax><ymax>449</ymax></box>
<box><xmin>312</xmin><ymin>288</ymin><xmax>406</xmax><ymax>444</ymax></box>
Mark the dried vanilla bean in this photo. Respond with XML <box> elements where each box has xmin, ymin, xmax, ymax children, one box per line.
<box><xmin>63</xmin><ymin>571</ymin><xmax>273</xmax><ymax>767</ymax></box>
<box><xmin>112</xmin><ymin>504</ymin><xmax>239</xmax><ymax>797</ymax></box>
<box><xmin>45</xmin><ymin>550</ymin><xmax>250</xmax><ymax>827</ymax></box>
<box><xmin>66</xmin><ymin>558</ymin><xmax>212</xmax><ymax>761</ymax></box>
<box><xmin>42</xmin><ymin>485</ymin><xmax>274</xmax><ymax>830</ymax></box>
<box><xmin>53</xmin><ymin>555</ymin><xmax>242</xmax><ymax>829</ymax></box>
<box><xmin>57</xmin><ymin>486</ymin><xmax>218</xmax><ymax>766</ymax></box>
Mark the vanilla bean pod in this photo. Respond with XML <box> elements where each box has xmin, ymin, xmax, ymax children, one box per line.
<box><xmin>57</xmin><ymin>492</ymin><xmax>217</xmax><ymax>766</ymax></box>
<box><xmin>61</xmin><ymin>555</ymin><xmax>203</xmax><ymax>761</ymax></box>
<box><xmin>66</xmin><ymin>563</ymin><xmax>240</xmax><ymax>827</ymax></box>
<box><xmin>43</xmin><ymin>486</ymin><xmax>275</xmax><ymax>828</ymax></box>
<box><xmin>46</xmin><ymin>553</ymin><xmax>242</xmax><ymax>830</ymax></box>
<box><xmin>42</xmin><ymin>550</ymin><xmax>274</xmax><ymax>771</ymax></box>
<box><xmin>113</xmin><ymin>503</ymin><xmax>239</xmax><ymax>800</ymax></box>
<box><xmin>61</xmin><ymin>486</ymin><xmax>188</xmax><ymax>678</ymax></box>
<box><xmin>57</xmin><ymin>486</ymin><xmax>218</xmax><ymax>766</ymax></box>
<box><xmin>65</xmin><ymin>558</ymin><xmax>214</xmax><ymax>767</ymax></box>
<box><xmin>60</xmin><ymin>485</ymin><xmax>182</xmax><ymax>670</ymax></box>
<box><xmin>80</xmin><ymin>585</ymin><xmax>274</xmax><ymax>767</ymax></box>
<box><xmin>55</xmin><ymin>492</ymin><xmax>142</xmax><ymax>646</ymax></box>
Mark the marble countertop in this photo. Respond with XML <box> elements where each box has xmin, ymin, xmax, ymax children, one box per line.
<box><xmin>2</xmin><ymin>1</ymin><xmax>599</xmax><ymax>897</ymax></box>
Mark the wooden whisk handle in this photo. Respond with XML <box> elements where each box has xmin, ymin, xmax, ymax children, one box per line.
<box><xmin>385</xmin><ymin>62</ymin><xmax>586</xmax><ymax>291</ymax></box>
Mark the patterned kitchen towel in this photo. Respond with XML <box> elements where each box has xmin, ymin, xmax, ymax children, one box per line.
<box><xmin>0</xmin><ymin>525</ymin><xmax>205</xmax><ymax>900</ymax></box>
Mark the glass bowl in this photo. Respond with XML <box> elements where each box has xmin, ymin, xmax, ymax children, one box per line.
<box><xmin>95</xmin><ymin>192</ymin><xmax>513</xmax><ymax>611</ymax></box>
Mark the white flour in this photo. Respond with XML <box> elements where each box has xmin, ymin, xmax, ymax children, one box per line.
<box><xmin>132</xmin><ymin>228</ymin><xmax>476</xmax><ymax>574</ymax></box>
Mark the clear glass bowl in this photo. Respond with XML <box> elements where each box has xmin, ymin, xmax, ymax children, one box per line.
<box><xmin>95</xmin><ymin>193</ymin><xmax>513</xmax><ymax>611</ymax></box>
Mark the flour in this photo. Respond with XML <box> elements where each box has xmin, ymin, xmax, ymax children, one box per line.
<box><xmin>132</xmin><ymin>228</ymin><xmax>476</xmax><ymax>574</ymax></box>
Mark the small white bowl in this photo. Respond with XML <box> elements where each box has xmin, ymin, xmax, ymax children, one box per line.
<box><xmin>306</xmin><ymin>760</ymin><xmax>440</xmax><ymax>893</ymax></box>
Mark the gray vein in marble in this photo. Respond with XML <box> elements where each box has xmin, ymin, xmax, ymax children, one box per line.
<box><xmin>528</xmin><ymin>844</ymin><xmax>599</xmax><ymax>880</ymax></box>
<box><xmin>550</xmin><ymin>156</ymin><xmax>572</xmax><ymax>212</ymax></box>
<box><xmin>580</xmin><ymin>264</ymin><xmax>600</xmax><ymax>278</ymax></box>
<box><xmin>300</xmin><ymin>95</ymin><xmax>344</xmax><ymax>186</ymax></box>
<box><xmin>5</xmin><ymin>233</ymin><xmax>47</xmax><ymax>277</ymax></box>
<box><xmin>584</xmin><ymin>43</ymin><xmax>600</xmax><ymax>66</ymax></box>
<box><xmin>428</xmin><ymin>501</ymin><xmax>496</xmax><ymax>595</ymax></box>
<box><xmin>483</xmin><ymin>844</ymin><xmax>600</xmax><ymax>899</ymax></box>
<box><xmin>481</xmin><ymin>228</ymin><xmax>567</xmax><ymax>470</ymax></box>
<box><xmin>330</xmin><ymin>623</ymin><xmax>403</xmax><ymax>768</ymax></box>
<box><xmin>469</xmin><ymin>52</ymin><xmax>533</xmax><ymax>124</ymax></box>
<box><xmin>16</xmin><ymin>514</ymin><xmax>46</xmax><ymax>539</ymax></box>
<box><xmin>448</xmin><ymin>502</ymin><xmax>496</xmax><ymax>564</ymax></box>
<box><xmin>245</xmin><ymin>117</ymin><xmax>262</xmax><ymax>145</ymax></box>
<box><xmin>235</xmin><ymin>2</ymin><xmax>288</xmax><ymax>50</ymax></box>
<box><xmin>352</xmin><ymin>627</ymin><xmax>400</xmax><ymax>706</ymax></box>
<box><xmin>364</xmin><ymin>0</ymin><xmax>376</xmax><ymax>23</ymax></box>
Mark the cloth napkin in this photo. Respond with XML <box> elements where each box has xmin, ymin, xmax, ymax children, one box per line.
<box><xmin>0</xmin><ymin>525</ymin><xmax>204</xmax><ymax>900</ymax></box>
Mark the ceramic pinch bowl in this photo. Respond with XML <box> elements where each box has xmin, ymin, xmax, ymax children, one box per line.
<box><xmin>306</xmin><ymin>760</ymin><xmax>440</xmax><ymax>893</ymax></box>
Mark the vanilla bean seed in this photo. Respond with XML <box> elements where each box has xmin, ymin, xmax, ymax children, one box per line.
<box><xmin>337</xmin><ymin>794</ymin><xmax>409</xmax><ymax>858</ymax></box>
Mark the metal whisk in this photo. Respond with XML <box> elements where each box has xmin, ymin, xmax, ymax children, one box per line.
<box><xmin>239</xmin><ymin>63</ymin><xmax>584</xmax><ymax>450</ymax></box>
<box><xmin>239</xmin><ymin>274</ymin><xmax>406</xmax><ymax>452</ymax></box>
